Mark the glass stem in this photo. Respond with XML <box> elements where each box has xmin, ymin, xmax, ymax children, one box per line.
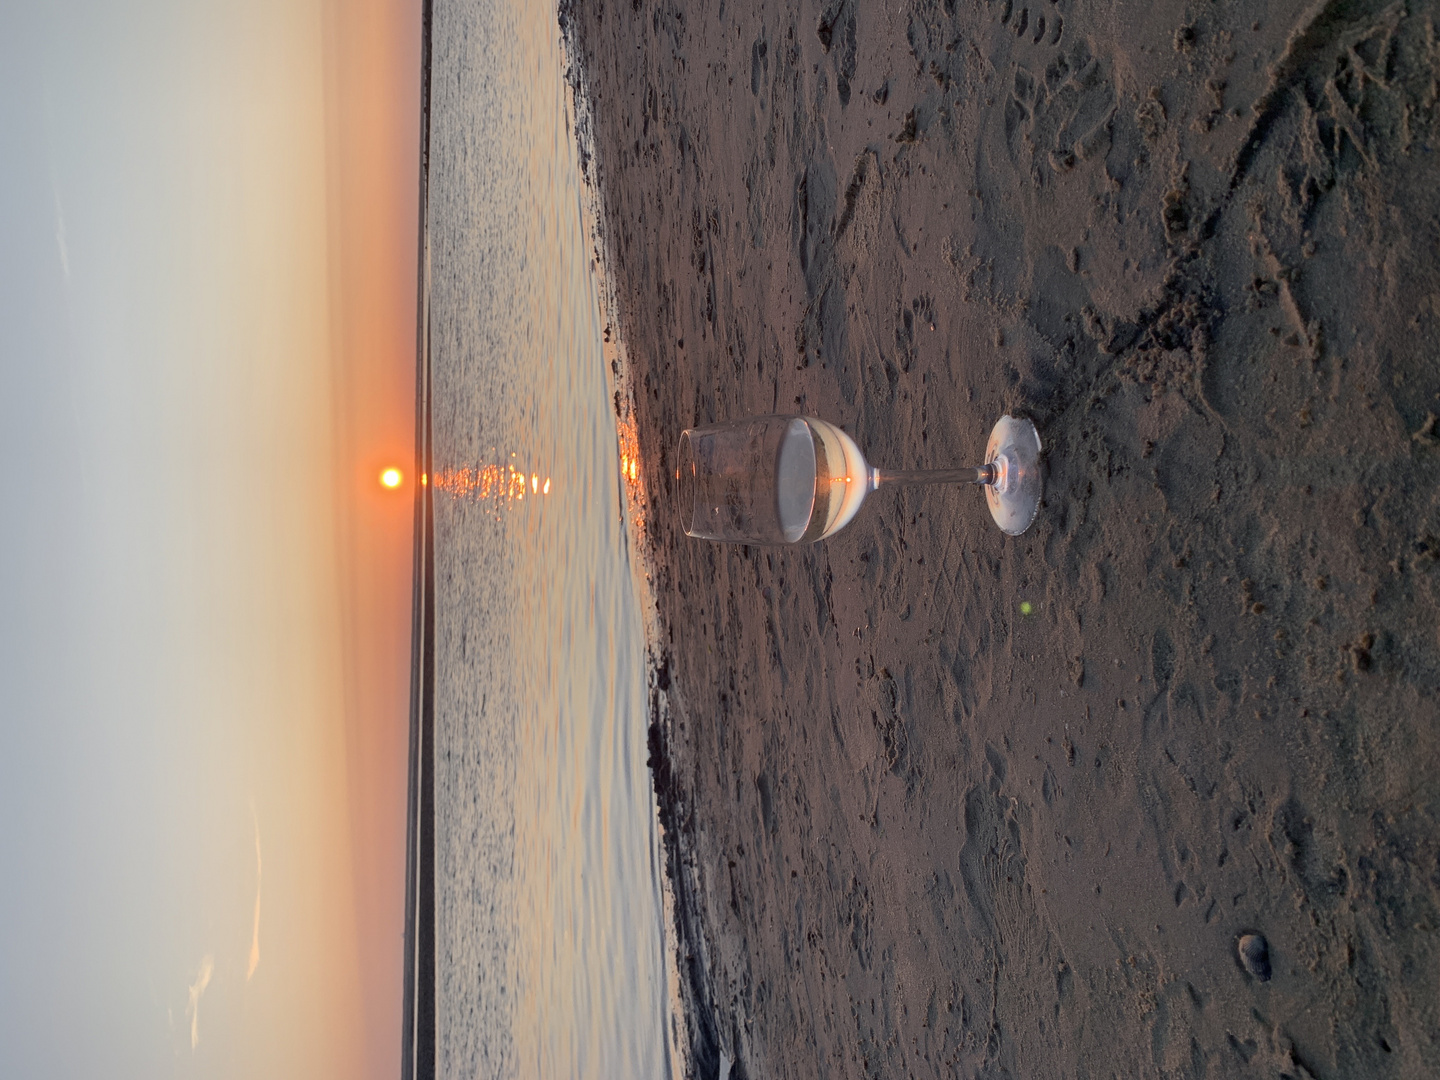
<box><xmin>870</xmin><ymin>465</ymin><xmax>994</xmax><ymax>489</ymax></box>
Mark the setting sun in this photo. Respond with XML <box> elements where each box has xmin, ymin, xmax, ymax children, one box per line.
<box><xmin>380</xmin><ymin>467</ymin><xmax>403</xmax><ymax>489</ymax></box>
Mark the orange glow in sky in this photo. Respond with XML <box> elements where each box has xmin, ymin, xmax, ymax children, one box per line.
<box><xmin>319</xmin><ymin>0</ymin><xmax>421</xmax><ymax>1073</ymax></box>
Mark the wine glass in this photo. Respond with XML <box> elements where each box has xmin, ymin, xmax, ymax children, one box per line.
<box><xmin>675</xmin><ymin>414</ymin><xmax>1042</xmax><ymax>544</ymax></box>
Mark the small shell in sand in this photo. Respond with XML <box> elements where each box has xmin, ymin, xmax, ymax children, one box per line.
<box><xmin>1237</xmin><ymin>933</ymin><xmax>1271</xmax><ymax>982</ymax></box>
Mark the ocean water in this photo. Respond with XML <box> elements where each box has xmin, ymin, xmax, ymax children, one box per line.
<box><xmin>426</xmin><ymin>0</ymin><xmax>671</xmax><ymax>1075</ymax></box>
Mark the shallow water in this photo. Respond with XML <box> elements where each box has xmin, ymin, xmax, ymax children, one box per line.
<box><xmin>426</xmin><ymin>0</ymin><xmax>670</xmax><ymax>1075</ymax></box>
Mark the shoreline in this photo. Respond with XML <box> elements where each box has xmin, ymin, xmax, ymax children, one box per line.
<box><xmin>561</xmin><ymin>22</ymin><xmax>712</xmax><ymax>1077</ymax></box>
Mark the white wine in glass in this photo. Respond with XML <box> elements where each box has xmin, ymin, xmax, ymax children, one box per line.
<box><xmin>676</xmin><ymin>414</ymin><xmax>1042</xmax><ymax>545</ymax></box>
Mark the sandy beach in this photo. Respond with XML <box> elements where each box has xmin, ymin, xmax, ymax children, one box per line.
<box><xmin>564</xmin><ymin>1</ymin><xmax>1440</xmax><ymax>1076</ymax></box>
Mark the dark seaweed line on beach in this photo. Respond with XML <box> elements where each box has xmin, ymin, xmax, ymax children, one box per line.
<box><xmin>401</xmin><ymin>1</ymin><xmax>436</xmax><ymax>1078</ymax></box>
<box><xmin>646</xmin><ymin>670</ymin><xmax>748</xmax><ymax>1080</ymax></box>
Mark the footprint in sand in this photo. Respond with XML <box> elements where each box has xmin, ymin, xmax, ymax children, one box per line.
<box><xmin>996</xmin><ymin>0</ymin><xmax>1063</xmax><ymax>48</ymax></box>
<box><xmin>1229</xmin><ymin>3</ymin><xmax>1412</xmax><ymax>230</ymax></box>
<box><xmin>816</xmin><ymin>0</ymin><xmax>858</xmax><ymax>107</ymax></box>
<box><xmin>981</xmin><ymin>0</ymin><xmax>1118</xmax><ymax>181</ymax></box>
<box><xmin>1003</xmin><ymin>41</ymin><xmax>1116</xmax><ymax>178</ymax></box>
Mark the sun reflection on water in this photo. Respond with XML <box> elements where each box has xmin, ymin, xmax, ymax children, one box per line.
<box><xmin>433</xmin><ymin>460</ymin><xmax>553</xmax><ymax>509</ymax></box>
<box><xmin>431</xmin><ymin>426</ymin><xmax>641</xmax><ymax>518</ymax></box>
<box><xmin>616</xmin><ymin>413</ymin><xmax>646</xmax><ymax>532</ymax></box>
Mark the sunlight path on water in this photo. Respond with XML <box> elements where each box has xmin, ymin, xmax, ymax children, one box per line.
<box><xmin>426</xmin><ymin>0</ymin><xmax>673</xmax><ymax>1077</ymax></box>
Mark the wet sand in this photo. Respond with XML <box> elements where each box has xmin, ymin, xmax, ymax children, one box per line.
<box><xmin>564</xmin><ymin>1</ymin><xmax>1440</xmax><ymax>1076</ymax></box>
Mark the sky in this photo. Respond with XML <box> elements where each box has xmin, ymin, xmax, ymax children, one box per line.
<box><xmin>0</xmin><ymin>1</ymin><xmax>420</xmax><ymax>1076</ymax></box>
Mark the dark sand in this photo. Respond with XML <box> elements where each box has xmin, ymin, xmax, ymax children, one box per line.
<box><xmin>564</xmin><ymin>1</ymin><xmax>1440</xmax><ymax>1076</ymax></box>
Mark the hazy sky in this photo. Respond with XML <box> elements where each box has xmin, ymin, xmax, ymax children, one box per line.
<box><xmin>0</xmin><ymin>1</ymin><xmax>419</xmax><ymax>1076</ymax></box>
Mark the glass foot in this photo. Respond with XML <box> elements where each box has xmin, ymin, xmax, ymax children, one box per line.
<box><xmin>984</xmin><ymin>415</ymin><xmax>1043</xmax><ymax>536</ymax></box>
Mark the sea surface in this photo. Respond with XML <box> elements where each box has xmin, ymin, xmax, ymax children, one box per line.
<box><xmin>426</xmin><ymin>0</ymin><xmax>671</xmax><ymax>1075</ymax></box>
